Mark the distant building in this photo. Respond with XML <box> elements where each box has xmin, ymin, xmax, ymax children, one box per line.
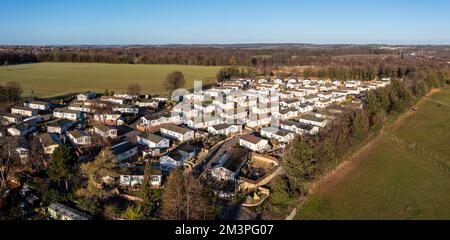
<box><xmin>345</xmin><ymin>80</ymin><xmax>361</xmax><ymax>88</ymax></box>
<box><xmin>273</xmin><ymin>108</ymin><xmax>298</xmax><ymax>120</ymax></box>
<box><xmin>77</xmin><ymin>92</ymin><xmax>96</xmax><ymax>101</ymax></box>
<box><xmin>208</xmin><ymin>124</ymin><xmax>242</xmax><ymax>136</ymax></box>
<box><xmin>94</xmin><ymin>112</ymin><xmax>123</xmax><ymax>126</ymax></box>
<box><xmin>93</xmin><ymin>123</ymin><xmax>118</xmax><ymax>139</ymax></box>
<box><xmin>315</xmin><ymin>99</ymin><xmax>333</xmax><ymax>109</ymax></box>
<box><xmin>15</xmin><ymin>138</ymin><xmax>29</xmax><ymax>159</ymax></box>
<box><xmin>39</xmin><ymin>133</ymin><xmax>64</xmax><ymax>155</ymax></box>
<box><xmin>67</xmin><ymin>130</ymin><xmax>92</xmax><ymax>146</ymax></box>
<box><xmin>120</xmin><ymin>175</ymin><xmax>144</xmax><ymax>187</ymax></box>
<box><xmin>2</xmin><ymin>113</ymin><xmax>23</xmax><ymax>124</ymax></box>
<box><xmin>160</xmin><ymin>143</ymin><xmax>197</xmax><ymax>170</ymax></box>
<box><xmin>68</xmin><ymin>104</ymin><xmax>93</xmax><ymax>113</ymax></box>
<box><xmin>298</xmin><ymin>114</ymin><xmax>327</xmax><ymax>128</ymax></box>
<box><xmin>280</xmin><ymin>99</ymin><xmax>302</xmax><ymax>109</ymax></box>
<box><xmin>261</xmin><ymin>127</ymin><xmax>295</xmax><ymax>143</ymax></box>
<box><xmin>111</xmin><ymin>141</ymin><xmax>138</xmax><ymax>162</ymax></box>
<box><xmin>209</xmin><ymin>147</ymin><xmax>250</xmax><ymax>182</ymax></box>
<box><xmin>137</xmin><ymin>133</ymin><xmax>170</xmax><ymax>149</ymax></box>
<box><xmin>11</xmin><ymin>106</ymin><xmax>38</xmax><ymax>117</ymax></box>
<box><xmin>280</xmin><ymin>120</ymin><xmax>319</xmax><ymax>135</ymax></box>
<box><xmin>100</xmin><ymin>96</ymin><xmax>126</xmax><ymax>105</ymax></box>
<box><xmin>148</xmin><ymin>168</ymin><xmax>163</xmax><ymax>188</ymax></box>
<box><xmin>140</xmin><ymin>113</ymin><xmax>181</xmax><ymax>127</ymax></box>
<box><xmin>120</xmin><ymin>167</ymin><xmax>162</xmax><ymax>188</ymax></box>
<box><xmin>47</xmin><ymin>120</ymin><xmax>73</xmax><ymax>134</ymax></box>
<box><xmin>112</xmin><ymin>105</ymin><xmax>139</xmax><ymax>115</ymax></box>
<box><xmin>114</xmin><ymin>93</ymin><xmax>138</xmax><ymax>100</ymax></box>
<box><xmin>26</xmin><ymin>101</ymin><xmax>51</xmax><ymax>111</ymax></box>
<box><xmin>135</xmin><ymin>99</ymin><xmax>159</xmax><ymax>108</ymax></box>
<box><xmin>160</xmin><ymin>124</ymin><xmax>195</xmax><ymax>142</ymax></box>
<box><xmin>239</xmin><ymin>134</ymin><xmax>270</xmax><ymax>153</ymax></box>
<box><xmin>47</xmin><ymin>203</ymin><xmax>92</xmax><ymax>220</ymax></box>
<box><xmin>160</xmin><ymin>151</ymin><xmax>185</xmax><ymax>169</ymax></box>
<box><xmin>7</xmin><ymin>123</ymin><xmax>36</xmax><ymax>136</ymax></box>
<box><xmin>53</xmin><ymin>108</ymin><xmax>82</xmax><ymax>121</ymax></box>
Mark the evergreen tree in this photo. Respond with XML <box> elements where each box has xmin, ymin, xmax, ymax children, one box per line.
<box><xmin>76</xmin><ymin>147</ymin><xmax>118</xmax><ymax>215</ymax></box>
<box><xmin>78</xmin><ymin>147</ymin><xmax>118</xmax><ymax>200</ymax></box>
<box><xmin>47</xmin><ymin>145</ymin><xmax>78</xmax><ymax>192</ymax></box>
<box><xmin>140</xmin><ymin>161</ymin><xmax>159</xmax><ymax>219</ymax></box>
<box><xmin>350</xmin><ymin>110</ymin><xmax>369</xmax><ymax>142</ymax></box>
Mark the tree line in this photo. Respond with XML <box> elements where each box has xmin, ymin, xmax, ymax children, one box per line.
<box><xmin>0</xmin><ymin>45</ymin><xmax>396</xmax><ymax>67</ymax></box>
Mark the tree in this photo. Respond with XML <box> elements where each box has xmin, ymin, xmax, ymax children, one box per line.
<box><xmin>122</xmin><ymin>204</ymin><xmax>144</xmax><ymax>220</ymax></box>
<box><xmin>349</xmin><ymin>110</ymin><xmax>369</xmax><ymax>142</ymax></box>
<box><xmin>47</xmin><ymin>145</ymin><xmax>78</xmax><ymax>192</ymax></box>
<box><xmin>77</xmin><ymin>197</ymin><xmax>101</xmax><ymax>216</ymax></box>
<box><xmin>77</xmin><ymin>147</ymin><xmax>118</xmax><ymax>200</ymax></box>
<box><xmin>281</xmin><ymin>137</ymin><xmax>316</xmax><ymax>191</ymax></box>
<box><xmin>161</xmin><ymin>169</ymin><xmax>184</xmax><ymax>219</ymax></box>
<box><xmin>27</xmin><ymin>135</ymin><xmax>46</xmax><ymax>172</ymax></box>
<box><xmin>161</xmin><ymin>169</ymin><xmax>212</xmax><ymax>220</ymax></box>
<box><xmin>269</xmin><ymin>177</ymin><xmax>297</xmax><ymax>217</ymax></box>
<box><xmin>216</xmin><ymin>67</ymin><xmax>241</xmax><ymax>82</ymax></box>
<box><xmin>164</xmin><ymin>71</ymin><xmax>186</xmax><ymax>93</ymax></box>
<box><xmin>140</xmin><ymin>161</ymin><xmax>159</xmax><ymax>219</ymax></box>
<box><xmin>0</xmin><ymin>136</ymin><xmax>19</xmax><ymax>191</ymax></box>
<box><xmin>127</xmin><ymin>84</ymin><xmax>142</xmax><ymax>96</ymax></box>
<box><xmin>80</xmin><ymin>147</ymin><xmax>117</xmax><ymax>185</ymax></box>
<box><xmin>0</xmin><ymin>81</ymin><xmax>23</xmax><ymax>103</ymax></box>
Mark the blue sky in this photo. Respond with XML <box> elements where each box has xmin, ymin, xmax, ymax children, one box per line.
<box><xmin>1</xmin><ymin>0</ymin><xmax>450</xmax><ymax>45</ymax></box>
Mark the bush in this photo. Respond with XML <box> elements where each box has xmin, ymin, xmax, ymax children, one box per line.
<box><xmin>77</xmin><ymin>197</ymin><xmax>101</xmax><ymax>216</ymax></box>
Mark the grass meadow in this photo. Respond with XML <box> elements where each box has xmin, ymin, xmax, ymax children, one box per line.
<box><xmin>297</xmin><ymin>87</ymin><xmax>450</xmax><ymax>220</ymax></box>
<box><xmin>0</xmin><ymin>63</ymin><xmax>222</xmax><ymax>97</ymax></box>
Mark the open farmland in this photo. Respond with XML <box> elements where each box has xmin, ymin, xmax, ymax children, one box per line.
<box><xmin>0</xmin><ymin>63</ymin><xmax>222</xmax><ymax>98</ymax></box>
<box><xmin>297</xmin><ymin>87</ymin><xmax>450</xmax><ymax>220</ymax></box>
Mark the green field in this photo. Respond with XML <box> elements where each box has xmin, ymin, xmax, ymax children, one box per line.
<box><xmin>0</xmin><ymin>63</ymin><xmax>222</xmax><ymax>97</ymax></box>
<box><xmin>297</xmin><ymin>87</ymin><xmax>450</xmax><ymax>220</ymax></box>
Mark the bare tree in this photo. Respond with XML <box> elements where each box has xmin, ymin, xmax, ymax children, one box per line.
<box><xmin>161</xmin><ymin>169</ymin><xmax>184</xmax><ymax>219</ymax></box>
<box><xmin>0</xmin><ymin>136</ymin><xmax>19</xmax><ymax>191</ymax></box>
<box><xmin>90</xmin><ymin>101</ymin><xmax>113</xmax><ymax>115</ymax></box>
<box><xmin>27</xmin><ymin>136</ymin><xmax>46</xmax><ymax>172</ymax></box>
<box><xmin>0</xmin><ymin>102</ymin><xmax>13</xmax><ymax>116</ymax></box>
<box><xmin>127</xmin><ymin>84</ymin><xmax>142</xmax><ymax>96</ymax></box>
<box><xmin>161</xmin><ymin>169</ymin><xmax>212</xmax><ymax>220</ymax></box>
<box><xmin>164</xmin><ymin>71</ymin><xmax>186</xmax><ymax>93</ymax></box>
<box><xmin>0</xmin><ymin>81</ymin><xmax>22</xmax><ymax>103</ymax></box>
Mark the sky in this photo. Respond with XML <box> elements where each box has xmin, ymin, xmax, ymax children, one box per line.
<box><xmin>1</xmin><ymin>0</ymin><xmax>450</xmax><ymax>45</ymax></box>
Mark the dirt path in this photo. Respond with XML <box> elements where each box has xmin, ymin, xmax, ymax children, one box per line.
<box><xmin>307</xmin><ymin>88</ymin><xmax>442</xmax><ymax>196</ymax></box>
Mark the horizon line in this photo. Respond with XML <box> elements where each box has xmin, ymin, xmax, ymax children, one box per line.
<box><xmin>2</xmin><ymin>42</ymin><xmax>450</xmax><ymax>47</ymax></box>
